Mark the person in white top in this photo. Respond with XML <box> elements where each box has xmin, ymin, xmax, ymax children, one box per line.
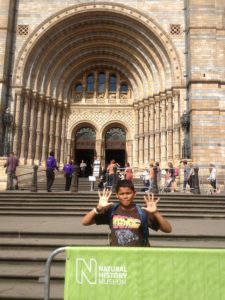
<box><xmin>208</xmin><ymin>164</ymin><xmax>217</xmax><ymax>193</ymax></box>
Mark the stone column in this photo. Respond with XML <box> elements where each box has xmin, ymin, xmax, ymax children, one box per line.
<box><xmin>134</xmin><ymin>103</ymin><xmax>139</xmax><ymax>167</ymax></box>
<box><xmin>67</xmin><ymin>139</ymin><xmax>72</xmax><ymax>162</ymax></box>
<box><xmin>173</xmin><ymin>90</ymin><xmax>180</xmax><ymax>160</ymax></box>
<box><xmin>144</xmin><ymin>99</ymin><xmax>149</xmax><ymax>166</ymax></box>
<box><xmin>154</xmin><ymin>96</ymin><xmax>160</xmax><ymax>162</ymax></box>
<box><xmin>12</xmin><ymin>89</ymin><xmax>23</xmax><ymax>156</ymax></box>
<box><xmin>27</xmin><ymin>92</ymin><xmax>38</xmax><ymax>164</ymax></box>
<box><xmin>49</xmin><ymin>99</ymin><xmax>56</xmax><ymax>152</ymax></box>
<box><xmin>34</xmin><ymin>95</ymin><xmax>44</xmax><ymax>164</ymax></box>
<box><xmin>139</xmin><ymin>104</ymin><xmax>144</xmax><ymax>167</ymax></box>
<box><xmin>60</xmin><ymin>104</ymin><xmax>67</xmax><ymax>166</ymax></box>
<box><xmin>41</xmin><ymin>98</ymin><xmax>50</xmax><ymax>163</ymax></box>
<box><xmin>149</xmin><ymin>99</ymin><xmax>155</xmax><ymax>161</ymax></box>
<box><xmin>160</xmin><ymin>94</ymin><xmax>167</xmax><ymax>163</ymax></box>
<box><xmin>167</xmin><ymin>92</ymin><xmax>173</xmax><ymax>161</ymax></box>
<box><xmin>20</xmin><ymin>90</ymin><xmax>31</xmax><ymax>163</ymax></box>
<box><xmin>55</xmin><ymin>102</ymin><xmax>62</xmax><ymax>162</ymax></box>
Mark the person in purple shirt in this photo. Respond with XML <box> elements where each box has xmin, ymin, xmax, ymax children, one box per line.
<box><xmin>46</xmin><ymin>151</ymin><xmax>59</xmax><ymax>192</ymax></box>
<box><xmin>63</xmin><ymin>161</ymin><xmax>75</xmax><ymax>191</ymax></box>
<box><xmin>4</xmin><ymin>152</ymin><xmax>19</xmax><ymax>190</ymax></box>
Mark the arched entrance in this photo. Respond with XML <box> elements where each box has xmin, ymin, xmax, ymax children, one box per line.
<box><xmin>105</xmin><ymin>127</ymin><xmax>126</xmax><ymax>167</ymax></box>
<box><xmin>74</xmin><ymin>127</ymin><xmax>96</xmax><ymax>176</ymax></box>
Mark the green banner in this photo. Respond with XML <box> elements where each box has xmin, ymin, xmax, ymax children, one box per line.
<box><xmin>64</xmin><ymin>247</ymin><xmax>225</xmax><ymax>300</ymax></box>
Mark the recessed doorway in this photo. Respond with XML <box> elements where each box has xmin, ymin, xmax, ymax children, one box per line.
<box><xmin>74</xmin><ymin>127</ymin><xmax>96</xmax><ymax>176</ymax></box>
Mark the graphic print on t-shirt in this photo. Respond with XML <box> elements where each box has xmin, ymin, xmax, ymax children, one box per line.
<box><xmin>113</xmin><ymin>215</ymin><xmax>141</xmax><ymax>245</ymax></box>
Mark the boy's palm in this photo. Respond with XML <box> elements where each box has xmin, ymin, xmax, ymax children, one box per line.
<box><xmin>98</xmin><ymin>189</ymin><xmax>113</xmax><ymax>208</ymax></box>
<box><xmin>142</xmin><ymin>193</ymin><xmax>159</xmax><ymax>213</ymax></box>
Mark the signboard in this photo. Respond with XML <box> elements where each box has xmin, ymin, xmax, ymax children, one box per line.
<box><xmin>88</xmin><ymin>176</ymin><xmax>96</xmax><ymax>182</ymax></box>
<box><xmin>64</xmin><ymin>247</ymin><xmax>225</xmax><ymax>300</ymax></box>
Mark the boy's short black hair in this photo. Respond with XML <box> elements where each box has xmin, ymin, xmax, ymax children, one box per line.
<box><xmin>115</xmin><ymin>180</ymin><xmax>135</xmax><ymax>193</ymax></box>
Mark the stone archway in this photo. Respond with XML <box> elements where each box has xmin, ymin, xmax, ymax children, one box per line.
<box><xmin>11</xmin><ymin>2</ymin><xmax>184</xmax><ymax>169</ymax></box>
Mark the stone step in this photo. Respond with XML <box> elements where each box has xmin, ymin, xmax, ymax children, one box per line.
<box><xmin>0</xmin><ymin>279</ymin><xmax>63</xmax><ymax>300</ymax></box>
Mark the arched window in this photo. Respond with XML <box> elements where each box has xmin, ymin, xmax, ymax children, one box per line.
<box><xmin>75</xmin><ymin>83</ymin><xmax>82</xmax><ymax>92</ymax></box>
<box><xmin>87</xmin><ymin>74</ymin><xmax>94</xmax><ymax>92</ymax></box>
<box><xmin>120</xmin><ymin>83</ymin><xmax>128</xmax><ymax>92</ymax></box>
<box><xmin>109</xmin><ymin>74</ymin><xmax>117</xmax><ymax>92</ymax></box>
<box><xmin>98</xmin><ymin>72</ymin><xmax>105</xmax><ymax>93</ymax></box>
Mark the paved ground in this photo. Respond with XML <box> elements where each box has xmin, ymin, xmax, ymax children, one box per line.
<box><xmin>1</xmin><ymin>215</ymin><xmax>225</xmax><ymax>237</ymax></box>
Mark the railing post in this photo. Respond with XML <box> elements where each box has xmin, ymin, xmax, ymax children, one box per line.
<box><xmin>71</xmin><ymin>164</ymin><xmax>78</xmax><ymax>192</ymax></box>
<box><xmin>112</xmin><ymin>166</ymin><xmax>118</xmax><ymax>193</ymax></box>
<box><xmin>193</xmin><ymin>167</ymin><xmax>201</xmax><ymax>194</ymax></box>
<box><xmin>31</xmin><ymin>164</ymin><xmax>38</xmax><ymax>192</ymax></box>
<box><xmin>151</xmin><ymin>166</ymin><xmax>159</xmax><ymax>194</ymax></box>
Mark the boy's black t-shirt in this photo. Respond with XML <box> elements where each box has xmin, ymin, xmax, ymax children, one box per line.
<box><xmin>95</xmin><ymin>204</ymin><xmax>160</xmax><ymax>247</ymax></box>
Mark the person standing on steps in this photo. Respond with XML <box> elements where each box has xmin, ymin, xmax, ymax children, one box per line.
<box><xmin>46</xmin><ymin>151</ymin><xmax>59</xmax><ymax>192</ymax></box>
<box><xmin>63</xmin><ymin>160</ymin><xmax>75</xmax><ymax>191</ymax></box>
<box><xmin>82</xmin><ymin>180</ymin><xmax>172</xmax><ymax>247</ymax></box>
<box><xmin>80</xmin><ymin>160</ymin><xmax>87</xmax><ymax>177</ymax></box>
<box><xmin>4</xmin><ymin>151</ymin><xmax>19</xmax><ymax>190</ymax></box>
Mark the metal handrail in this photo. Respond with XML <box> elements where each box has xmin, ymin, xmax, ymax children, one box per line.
<box><xmin>39</xmin><ymin>246</ymin><xmax>66</xmax><ymax>300</ymax></box>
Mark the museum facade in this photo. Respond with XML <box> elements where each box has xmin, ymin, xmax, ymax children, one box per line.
<box><xmin>0</xmin><ymin>0</ymin><xmax>225</xmax><ymax>173</ymax></box>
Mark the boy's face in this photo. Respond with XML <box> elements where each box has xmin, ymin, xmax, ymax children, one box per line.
<box><xmin>116</xmin><ymin>187</ymin><xmax>136</xmax><ymax>208</ymax></box>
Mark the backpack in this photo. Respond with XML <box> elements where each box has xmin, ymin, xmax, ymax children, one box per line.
<box><xmin>174</xmin><ymin>167</ymin><xmax>179</xmax><ymax>177</ymax></box>
<box><xmin>107</xmin><ymin>203</ymin><xmax>150</xmax><ymax>246</ymax></box>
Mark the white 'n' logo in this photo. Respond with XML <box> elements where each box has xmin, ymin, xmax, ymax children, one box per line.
<box><xmin>75</xmin><ymin>258</ymin><xmax>97</xmax><ymax>284</ymax></box>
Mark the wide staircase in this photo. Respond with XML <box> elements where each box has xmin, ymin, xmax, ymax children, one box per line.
<box><xmin>0</xmin><ymin>177</ymin><xmax>225</xmax><ymax>299</ymax></box>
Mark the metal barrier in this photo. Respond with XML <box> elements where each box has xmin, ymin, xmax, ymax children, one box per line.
<box><xmin>41</xmin><ymin>246</ymin><xmax>225</xmax><ymax>300</ymax></box>
<box><xmin>39</xmin><ymin>247</ymin><xmax>66</xmax><ymax>300</ymax></box>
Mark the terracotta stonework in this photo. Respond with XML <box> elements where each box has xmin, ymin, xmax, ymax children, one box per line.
<box><xmin>0</xmin><ymin>0</ymin><xmax>224</xmax><ymax>173</ymax></box>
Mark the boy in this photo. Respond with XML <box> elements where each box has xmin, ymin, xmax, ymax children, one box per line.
<box><xmin>82</xmin><ymin>180</ymin><xmax>172</xmax><ymax>247</ymax></box>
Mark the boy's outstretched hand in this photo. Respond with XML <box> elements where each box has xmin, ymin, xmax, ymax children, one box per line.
<box><xmin>142</xmin><ymin>193</ymin><xmax>159</xmax><ymax>214</ymax></box>
<box><xmin>97</xmin><ymin>188</ymin><xmax>113</xmax><ymax>210</ymax></box>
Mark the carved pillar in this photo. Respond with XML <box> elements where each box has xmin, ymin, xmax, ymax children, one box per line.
<box><xmin>144</xmin><ymin>100</ymin><xmax>149</xmax><ymax>165</ymax></box>
<box><xmin>67</xmin><ymin>139</ymin><xmax>72</xmax><ymax>162</ymax></box>
<box><xmin>34</xmin><ymin>95</ymin><xmax>44</xmax><ymax>163</ymax></box>
<box><xmin>160</xmin><ymin>94</ymin><xmax>167</xmax><ymax>163</ymax></box>
<box><xmin>55</xmin><ymin>102</ymin><xmax>62</xmax><ymax>162</ymax></box>
<box><xmin>154</xmin><ymin>96</ymin><xmax>160</xmax><ymax>162</ymax></box>
<box><xmin>126</xmin><ymin>139</ymin><xmax>132</xmax><ymax>166</ymax></box>
<box><xmin>12</xmin><ymin>89</ymin><xmax>23</xmax><ymax>155</ymax></box>
<box><xmin>49</xmin><ymin>99</ymin><xmax>56</xmax><ymax>152</ymax></box>
<box><xmin>20</xmin><ymin>90</ymin><xmax>31</xmax><ymax>163</ymax></box>
<box><xmin>96</xmin><ymin>139</ymin><xmax>102</xmax><ymax>161</ymax></box>
<box><xmin>41</xmin><ymin>98</ymin><xmax>50</xmax><ymax>163</ymax></box>
<box><xmin>60</xmin><ymin>104</ymin><xmax>67</xmax><ymax>165</ymax></box>
<box><xmin>139</xmin><ymin>104</ymin><xmax>144</xmax><ymax>166</ymax></box>
<box><xmin>27</xmin><ymin>92</ymin><xmax>38</xmax><ymax>164</ymax></box>
<box><xmin>167</xmin><ymin>93</ymin><xmax>173</xmax><ymax>160</ymax></box>
<box><xmin>173</xmin><ymin>90</ymin><xmax>180</xmax><ymax>160</ymax></box>
<box><xmin>149</xmin><ymin>99</ymin><xmax>155</xmax><ymax>161</ymax></box>
<box><xmin>134</xmin><ymin>103</ymin><xmax>139</xmax><ymax>167</ymax></box>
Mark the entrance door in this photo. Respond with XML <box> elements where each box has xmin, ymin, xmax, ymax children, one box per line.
<box><xmin>105</xmin><ymin>149</ymin><xmax>125</xmax><ymax>166</ymax></box>
<box><xmin>75</xmin><ymin>127</ymin><xmax>96</xmax><ymax>176</ymax></box>
<box><xmin>105</xmin><ymin>127</ymin><xmax>126</xmax><ymax>167</ymax></box>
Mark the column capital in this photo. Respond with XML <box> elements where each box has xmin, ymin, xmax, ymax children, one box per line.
<box><xmin>143</xmin><ymin>98</ymin><xmax>149</xmax><ymax>106</ymax></box>
<box><xmin>166</xmin><ymin>91</ymin><xmax>173</xmax><ymax>99</ymax></box>
<box><xmin>159</xmin><ymin>93</ymin><xmax>166</xmax><ymax>101</ymax></box>
<box><xmin>154</xmin><ymin>95</ymin><xmax>160</xmax><ymax>102</ymax></box>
